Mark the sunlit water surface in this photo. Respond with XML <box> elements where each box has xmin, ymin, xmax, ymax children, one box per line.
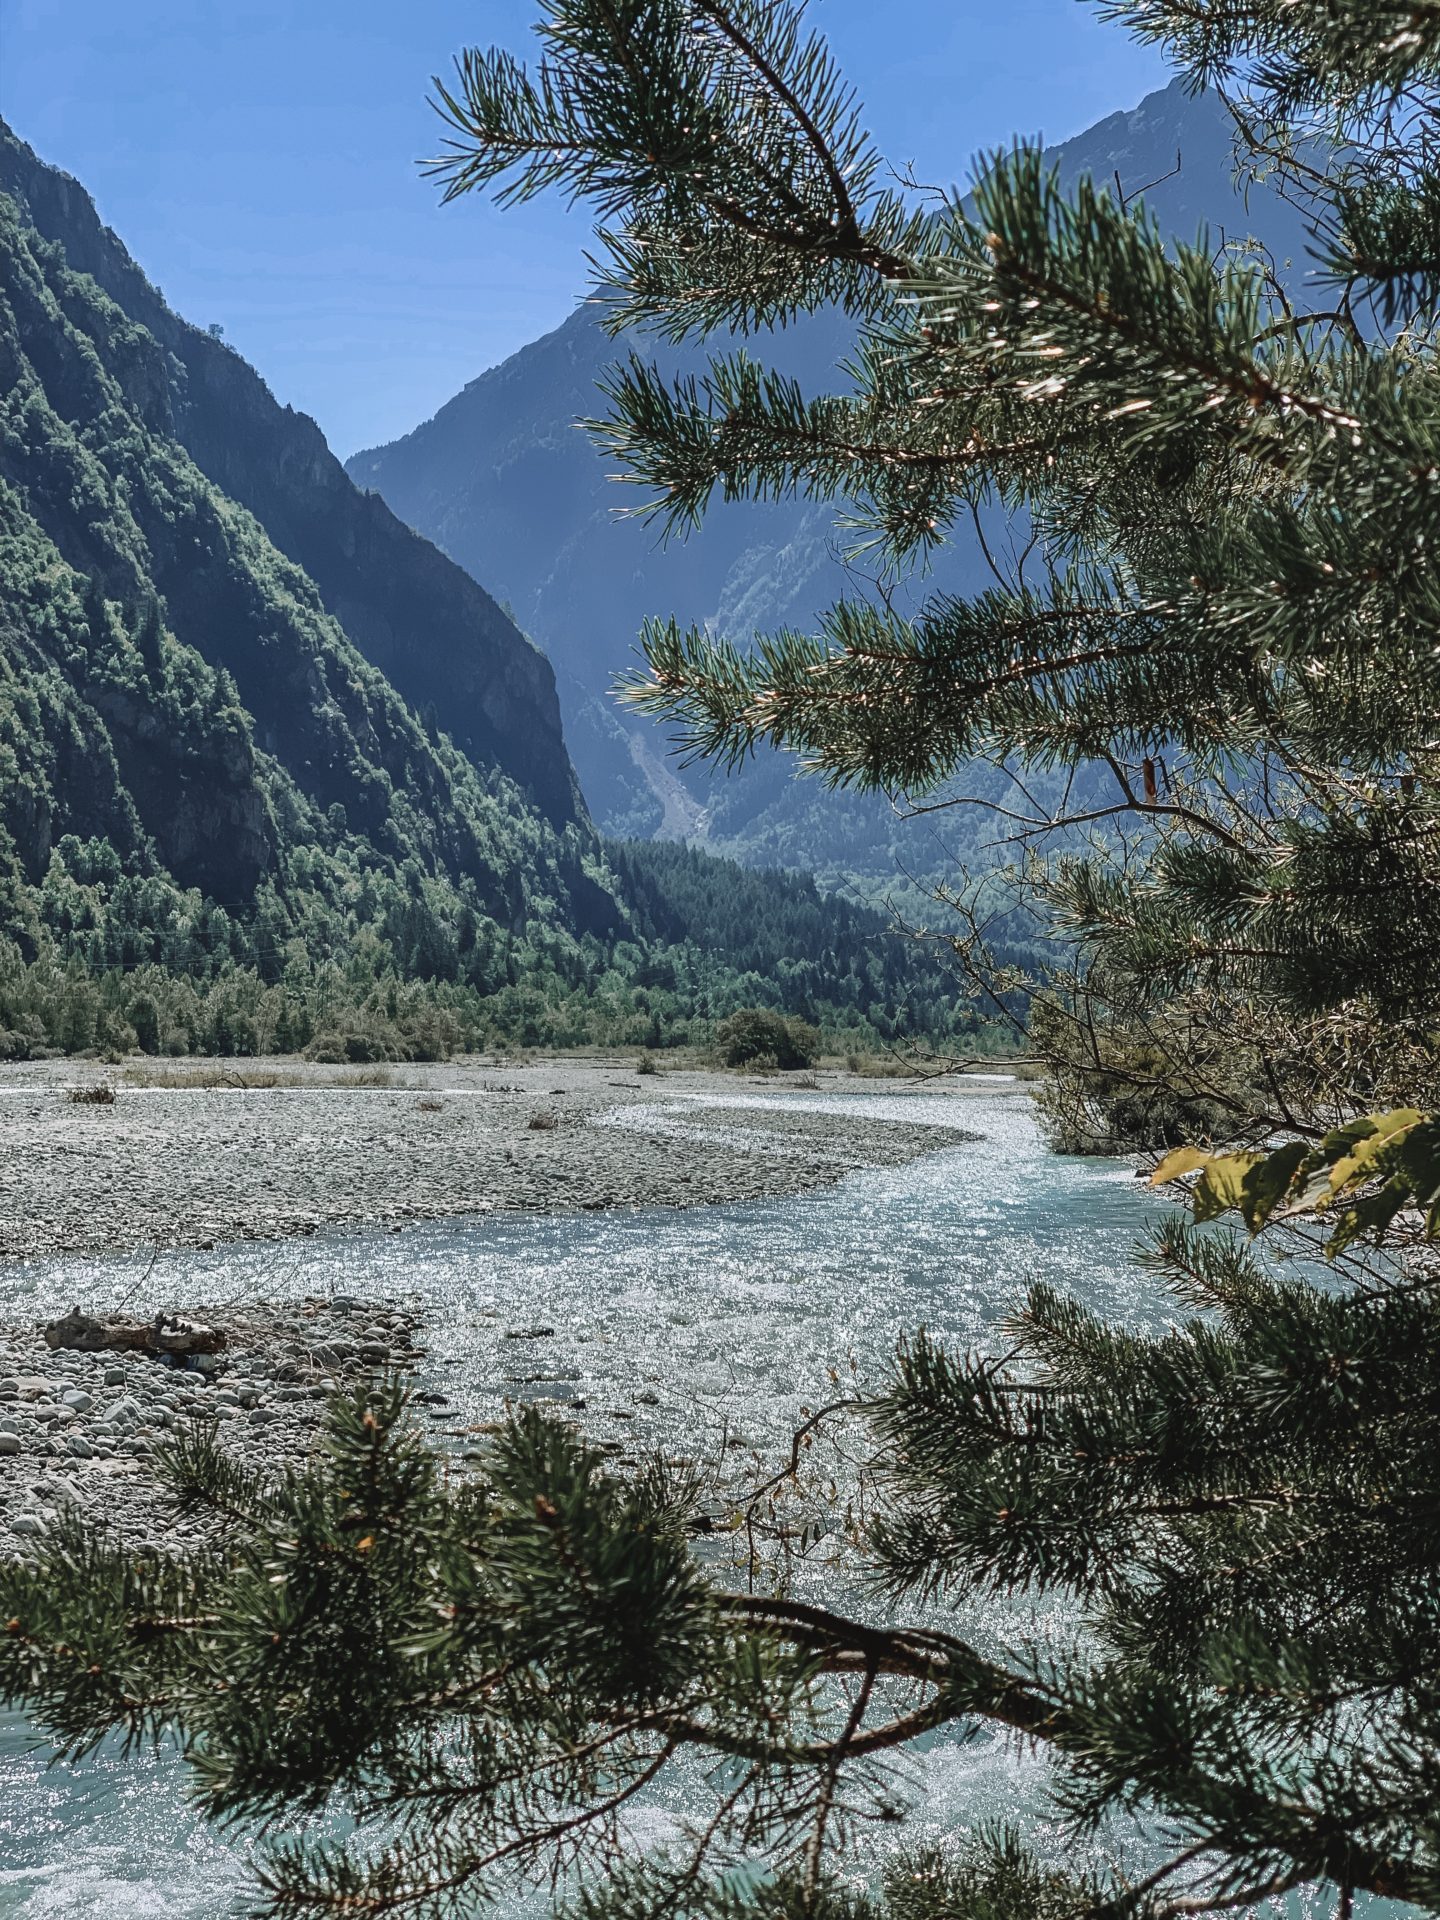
<box><xmin>0</xmin><ymin>1089</ymin><xmax>1308</xmax><ymax>1915</ymax></box>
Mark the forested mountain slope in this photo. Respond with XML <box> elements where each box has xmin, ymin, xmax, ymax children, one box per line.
<box><xmin>0</xmin><ymin>118</ymin><xmax>621</xmax><ymax>976</ymax></box>
<box><xmin>349</xmin><ymin>79</ymin><xmax>1312</xmax><ymax>873</ymax></box>
<box><xmin>606</xmin><ymin>838</ymin><xmax>982</xmax><ymax>1045</ymax></box>
<box><xmin>0</xmin><ymin>122</ymin><xmax>988</xmax><ymax>1059</ymax></box>
<box><xmin>0</xmin><ymin>124</ymin><xmax>581</xmax><ymax>830</ymax></box>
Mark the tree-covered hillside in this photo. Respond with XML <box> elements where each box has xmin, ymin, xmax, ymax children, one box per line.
<box><xmin>0</xmin><ymin>122</ymin><xmax>993</xmax><ymax>1062</ymax></box>
<box><xmin>608</xmin><ymin>838</ymin><xmax>980</xmax><ymax>1044</ymax></box>
<box><xmin>0</xmin><ymin>150</ymin><xmax>621</xmax><ymax>1000</ymax></box>
<box><xmin>0</xmin><ymin>123</ymin><xmax>583</xmax><ymax>829</ymax></box>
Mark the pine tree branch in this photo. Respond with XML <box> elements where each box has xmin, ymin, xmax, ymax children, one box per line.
<box><xmin>693</xmin><ymin>2</ymin><xmax>884</xmax><ymax>268</ymax></box>
<box><xmin>802</xmin><ymin>1654</ymin><xmax>876</xmax><ymax>1896</ymax></box>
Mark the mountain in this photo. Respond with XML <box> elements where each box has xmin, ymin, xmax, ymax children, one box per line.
<box><xmin>347</xmin><ymin>78</ymin><xmax>1315</xmax><ymax>879</ymax></box>
<box><xmin>0</xmin><ymin>117</ymin><xmax>625</xmax><ymax>970</ymax></box>
<box><xmin>0</xmin><ymin>120</ymin><xmax>993</xmax><ymax>1062</ymax></box>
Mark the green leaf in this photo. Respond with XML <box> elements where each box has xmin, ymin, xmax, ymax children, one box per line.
<box><xmin>1149</xmin><ymin>1116</ymin><xmax>1440</xmax><ymax>1254</ymax></box>
<box><xmin>1321</xmin><ymin>1109</ymin><xmax>1427</xmax><ymax>1193</ymax></box>
<box><xmin>1327</xmin><ymin>1175</ymin><xmax>1411</xmax><ymax>1255</ymax></box>
<box><xmin>1238</xmin><ymin>1138</ymin><xmax>1313</xmax><ymax>1232</ymax></box>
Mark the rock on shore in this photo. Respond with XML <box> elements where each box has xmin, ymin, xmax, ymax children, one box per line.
<box><xmin>0</xmin><ymin>1297</ymin><xmax>421</xmax><ymax>1558</ymax></box>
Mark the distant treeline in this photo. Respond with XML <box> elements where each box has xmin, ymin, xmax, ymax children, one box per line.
<box><xmin>0</xmin><ymin>831</ymin><xmax>1010</xmax><ymax>1063</ymax></box>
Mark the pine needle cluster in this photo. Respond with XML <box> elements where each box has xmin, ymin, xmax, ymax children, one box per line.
<box><xmin>427</xmin><ymin>2</ymin><xmax>1440</xmax><ymax>1142</ymax></box>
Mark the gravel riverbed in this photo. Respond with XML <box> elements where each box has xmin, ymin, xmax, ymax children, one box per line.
<box><xmin>0</xmin><ymin>1296</ymin><xmax>423</xmax><ymax>1556</ymax></box>
<box><xmin>0</xmin><ymin>1058</ymin><xmax>983</xmax><ymax>1257</ymax></box>
<box><xmin>0</xmin><ymin>1059</ymin><xmax>1002</xmax><ymax>1560</ymax></box>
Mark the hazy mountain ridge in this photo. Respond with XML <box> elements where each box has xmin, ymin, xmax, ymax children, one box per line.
<box><xmin>348</xmin><ymin>78</ymin><xmax>1313</xmax><ymax>875</ymax></box>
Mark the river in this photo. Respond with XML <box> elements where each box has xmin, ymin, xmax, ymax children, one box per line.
<box><xmin>0</xmin><ymin>1084</ymin><xmax>1242</xmax><ymax>1916</ymax></box>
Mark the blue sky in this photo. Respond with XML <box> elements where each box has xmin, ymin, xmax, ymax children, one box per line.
<box><xmin>1</xmin><ymin>1</ymin><xmax>1168</xmax><ymax>458</ymax></box>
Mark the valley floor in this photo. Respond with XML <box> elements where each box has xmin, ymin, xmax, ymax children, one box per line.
<box><xmin>0</xmin><ymin>1057</ymin><xmax>1003</xmax><ymax>1260</ymax></box>
<box><xmin>0</xmin><ymin>1061</ymin><xmax>1015</xmax><ymax>1558</ymax></box>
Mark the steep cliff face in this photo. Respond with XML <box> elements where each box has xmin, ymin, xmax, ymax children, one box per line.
<box><xmin>348</xmin><ymin>299</ymin><xmax>862</xmax><ymax>840</ymax></box>
<box><xmin>0</xmin><ymin>121</ymin><xmax>624</xmax><ymax>953</ymax></box>
<box><xmin>0</xmin><ymin>452</ymin><xmax>278</xmax><ymax>909</ymax></box>
<box><xmin>349</xmin><ymin>79</ymin><xmax>1315</xmax><ymax>872</ymax></box>
<box><xmin>0</xmin><ymin>121</ymin><xmax>581</xmax><ymax>831</ymax></box>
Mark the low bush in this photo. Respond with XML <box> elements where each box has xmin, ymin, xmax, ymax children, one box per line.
<box><xmin>67</xmin><ymin>1082</ymin><xmax>116</xmax><ymax>1105</ymax></box>
<box><xmin>714</xmin><ymin>1007</ymin><xmax>820</xmax><ymax>1071</ymax></box>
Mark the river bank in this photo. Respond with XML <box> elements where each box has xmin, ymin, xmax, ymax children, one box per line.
<box><xmin>0</xmin><ymin>1065</ymin><xmax>1012</xmax><ymax>1559</ymax></box>
<box><xmin>0</xmin><ymin>1296</ymin><xmax>423</xmax><ymax>1556</ymax></box>
<box><xmin>0</xmin><ymin>1057</ymin><xmax>997</xmax><ymax>1259</ymax></box>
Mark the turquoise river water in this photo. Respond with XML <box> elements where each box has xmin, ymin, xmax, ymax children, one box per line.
<box><xmin>0</xmin><ymin>1086</ymin><xmax>1310</xmax><ymax>1917</ymax></box>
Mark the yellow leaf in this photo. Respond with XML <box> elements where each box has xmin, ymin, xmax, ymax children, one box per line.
<box><xmin>1326</xmin><ymin>1109</ymin><xmax>1426</xmax><ymax>1194</ymax></box>
<box><xmin>1193</xmin><ymin>1152</ymin><xmax>1264</xmax><ymax>1222</ymax></box>
<box><xmin>1150</xmin><ymin>1146</ymin><xmax>1209</xmax><ymax>1187</ymax></box>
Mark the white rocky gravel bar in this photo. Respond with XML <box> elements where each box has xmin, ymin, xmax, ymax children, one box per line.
<box><xmin>0</xmin><ymin>1057</ymin><xmax>999</xmax><ymax>1558</ymax></box>
<box><xmin>0</xmin><ymin>1057</ymin><xmax>985</xmax><ymax>1258</ymax></box>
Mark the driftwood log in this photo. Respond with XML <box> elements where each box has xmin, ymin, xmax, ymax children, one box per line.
<box><xmin>44</xmin><ymin>1307</ymin><xmax>226</xmax><ymax>1356</ymax></box>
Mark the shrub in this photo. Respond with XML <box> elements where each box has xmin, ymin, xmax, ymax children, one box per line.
<box><xmin>66</xmin><ymin>1082</ymin><xmax>116</xmax><ymax>1105</ymax></box>
<box><xmin>1029</xmin><ymin>1003</ymin><xmax>1237</xmax><ymax>1155</ymax></box>
<box><xmin>714</xmin><ymin>1007</ymin><xmax>819</xmax><ymax>1070</ymax></box>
